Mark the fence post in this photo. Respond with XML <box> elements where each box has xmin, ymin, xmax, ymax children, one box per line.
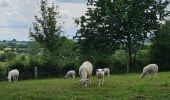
<box><xmin>34</xmin><ymin>66</ymin><xmax>38</xmax><ymax>79</ymax></box>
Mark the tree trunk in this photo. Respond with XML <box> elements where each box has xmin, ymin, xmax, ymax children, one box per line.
<box><xmin>34</xmin><ymin>66</ymin><xmax>38</xmax><ymax>79</ymax></box>
<box><xmin>127</xmin><ymin>36</ymin><xmax>133</xmax><ymax>73</ymax></box>
<box><xmin>128</xmin><ymin>48</ymin><xmax>133</xmax><ymax>73</ymax></box>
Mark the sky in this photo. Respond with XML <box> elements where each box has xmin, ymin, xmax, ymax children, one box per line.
<box><xmin>0</xmin><ymin>0</ymin><xmax>170</xmax><ymax>41</ymax></box>
<box><xmin>0</xmin><ymin>0</ymin><xmax>87</xmax><ymax>41</ymax></box>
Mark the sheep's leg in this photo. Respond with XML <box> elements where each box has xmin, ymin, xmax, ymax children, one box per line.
<box><xmin>97</xmin><ymin>79</ymin><xmax>99</xmax><ymax>86</ymax></box>
<box><xmin>89</xmin><ymin>79</ymin><xmax>91</xmax><ymax>84</ymax></box>
<box><xmin>102</xmin><ymin>79</ymin><xmax>104</xmax><ymax>86</ymax></box>
<box><xmin>12</xmin><ymin>76</ymin><xmax>15</xmax><ymax>82</ymax></box>
<box><xmin>154</xmin><ymin>72</ymin><xmax>158</xmax><ymax>77</ymax></box>
<box><xmin>147</xmin><ymin>72</ymin><xmax>151</xmax><ymax>78</ymax></box>
<box><xmin>16</xmin><ymin>76</ymin><xmax>18</xmax><ymax>81</ymax></box>
<box><xmin>98</xmin><ymin>79</ymin><xmax>100</xmax><ymax>86</ymax></box>
<box><xmin>15</xmin><ymin>76</ymin><xmax>17</xmax><ymax>81</ymax></box>
<box><xmin>13</xmin><ymin>76</ymin><xmax>15</xmax><ymax>82</ymax></box>
<box><xmin>73</xmin><ymin>74</ymin><xmax>75</xmax><ymax>78</ymax></box>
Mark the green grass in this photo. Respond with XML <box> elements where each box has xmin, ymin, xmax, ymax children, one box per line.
<box><xmin>0</xmin><ymin>72</ymin><xmax>170</xmax><ymax>100</ymax></box>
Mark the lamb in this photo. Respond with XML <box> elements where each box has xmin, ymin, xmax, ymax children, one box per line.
<box><xmin>64</xmin><ymin>70</ymin><xmax>76</xmax><ymax>78</ymax></box>
<box><xmin>140</xmin><ymin>64</ymin><xmax>158</xmax><ymax>78</ymax></box>
<box><xmin>79</xmin><ymin>61</ymin><xmax>93</xmax><ymax>87</ymax></box>
<box><xmin>103</xmin><ymin>68</ymin><xmax>110</xmax><ymax>76</ymax></box>
<box><xmin>7</xmin><ymin>69</ymin><xmax>19</xmax><ymax>82</ymax></box>
<box><xmin>96</xmin><ymin>69</ymin><xmax>105</xmax><ymax>86</ymax></box>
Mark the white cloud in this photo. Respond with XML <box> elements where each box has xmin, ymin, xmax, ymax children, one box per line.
<box><xmin>58</xmin><ymin>3</ymin><xmax>87</xmax><ymax>37</ymax></box>
<box><xmin>0</xmin><ymin>0</ymin><xmax>87</xmax><ymax>40</ymax></box>
<box><xmin>0</xmin><ymin>0</ymin><xmax>12</xmax><ymax>7</ymax></box>
<box><xmin>0</xmin><ymin>27</ymin><xmax>29</xmax><ymax>40</ymax></box>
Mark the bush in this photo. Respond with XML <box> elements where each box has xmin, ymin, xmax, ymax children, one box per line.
<box><xmin>135</xmin><ymin>49</ymin><xmax>151</xmax><ymax>71</ymax></box>
<box><xmin>0</xmin><ymin>52</ymin><xmax>16</xmax><ymax>62</ymax></box>
<box><xmin>111</xmin><ymin>50</ymin><xmax>128</xmax><ymax>73</ymax></box>
<box><xmin>0</xmin><ymin>64</ymin><xmax>7</xmax><ymax>81</ymax></box>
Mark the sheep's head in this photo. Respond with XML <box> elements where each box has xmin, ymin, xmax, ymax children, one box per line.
<box><xmin>79</xmin><ymin>79</ymin><xmax>89</xmax><ymax>87</ymax></box>
<box><xmin>140</xmin><ymin>72</ymin><xmax>146</xmax><ymax>78</ymax></box>
<box><xmin>96</xmin><ymin>69</ymin><xmax>104</xmax><ymax>77</ymax></box>
<box><xmin>7</xmin><ymin>75</ymin><xmax>11</xmax><ymax>82</ymax></box>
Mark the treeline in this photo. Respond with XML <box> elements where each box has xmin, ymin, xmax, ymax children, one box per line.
<box><xmin>0</xmin><ymin>39</ymin><xmax>28</xmax><ymax>53</ymax></box>
<box><xmin>0</xmin><ymin>39</ymin><xmax>28</xmax><ymax>48</ymax></box>
<box><xmin>0</xmin><ymin>0</ymin><xmax>170</xmax><ymax>80</ymax></box>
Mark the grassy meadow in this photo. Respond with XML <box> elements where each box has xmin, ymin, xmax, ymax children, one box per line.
<box><xmin>0</xmin><ymin>72</ymin><xmax>169</xmax><ymax>100</ymax></box>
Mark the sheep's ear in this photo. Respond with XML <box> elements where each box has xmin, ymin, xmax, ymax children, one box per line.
<box><xmin>86</xmin><ymin>79</ymin><xmax>89</xmax><ymax>81</ymax></box>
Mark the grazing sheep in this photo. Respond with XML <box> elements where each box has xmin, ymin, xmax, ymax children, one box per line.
<box><xmin>140</xmin><ymin>64</ymin><xmax>158</xmax><ymax>78</ymax></box>
<box><xmin>65</xmin><ymin>70</ymin><xmax>76</xmax><ymax>78</ymax></box>
<box><xmin>103</xmin><ymin>68</ymin><xmax>110</xmax><ymax>76</ymax></box>
<box><xmin>96</xmin><ymin>69</ymin><xmax>105</xmax><ymax>86</ymax></box>
<box><xmin>79</xmin><ymin>61</ymin><xmax>93</xmax><ymax>87</ymax></box>
<box><xmin>8</xmin><ymin>69</ymin><xmax>19</xmax><ymax>82</ymax></box>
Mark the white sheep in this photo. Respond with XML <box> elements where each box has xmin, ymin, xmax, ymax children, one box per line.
<box><xmin>96</xmin><ymin>69</ymin><xmax>105</xmax><ymax>86</ymax></box>
<box><xmin>140</xmin><ymin>64</ymin><xmax>158</xmax><ymax>78</ymax></box>
<box><xmin>103</xmin><ymin>68</ymin><xmax>110</xmax><ymax>76</ymax></box>
<box><xmin>8</xmin><ymin>69</ymin><xmax>19</xmax><ymax>82</ymax></box>
<box><xmin>79</xmin><ymin>61</ymin><xmax>93</xmax><ymax>87</ymax></box>
<box><xmin>65</xmin><ymin>70</ymin><xmax>76</xmax><ymax>78</ymax></box>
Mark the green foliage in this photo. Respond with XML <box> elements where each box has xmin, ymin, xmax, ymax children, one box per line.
<box><xmin>111</xmin><ymin>50</ymin><xmax>128</xmax><ymax>65</ymax></box>
<box><xmin>0</xmin><ymin>42</ymin><xmax>5</xmax><ymax>50</ymax></box>
<box><xmin>0</xmin><ymin>62</ymin><xmax>7</xmax><ymax>80</ymax></box>
<box><xmin>0</xmin><ymin>52</ymin><xmax>16</xmax><ymax>62</ymax></box>
<box><xmin>29</xmin><ymin>0</ymin><xmax>64</xmax><ymax>54</ymax></box>
<box><xmin>28</xmin><ymin>41</ymin><xmax>42</xmax><ymax>55</ymax></box>
<box><xmin>136</xmin><ymin>50</ymin><xmax>150</xmax><ymax>65</ymax></box>
<box><xmin>75</xmin><ymin>0</ymin><xmax>169</xmax><ymax>72</ymax></box>
<box><xmin>5</xmin><ymin>39</ymin><xmax>79</xmax><ymax>78</ymax></box>
<box><xmin>8</xmin><ymin>55</ymin><xmax>30</xmax><ymax>71</ymax></box>
<box><xmin>29</xmin><ymin>55</ymin><xmax>46</xmax><ymax>68</ymax></box>
<box><xmin>150</xmin><ymin>20</ymin><xmax>170</xmax><ymax>71</ymax></box>
<box><xmin>28</xmin><ymin>0</ymin><xmax>74</xmax><ymax>73</ymax></box>
<box><xmin>56</xmin><ymin>39</ymin><xmax>79</xmax><ymax>67</ymax></box>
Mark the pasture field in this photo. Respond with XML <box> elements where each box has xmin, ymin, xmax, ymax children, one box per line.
<box><xmin>0</xmin><ymin>72</ymin><xmax>169</xmax><ymax>100</ymax></box>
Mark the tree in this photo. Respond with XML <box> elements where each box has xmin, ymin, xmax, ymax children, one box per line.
<box><xmin>75</xmin><ymin>0</ymin><xmax>120</xmax><ymax>61</ymax></box>
<box><xmin>29</xmin><ymin>0</ymin><xmax>64</xmax><ymax>54</ymax></box>
<box><xmin>111</xmin><ymin>50</ymin><xmax>128</xmax><ymax>65</ymax></box>
<box><xmin>150</xmin><ymin>20</ymin><xmax>170</xmax><ymax>71</ymax></box>
<box><xmin>28</xmin><ymin>41</ymin><xmax>42</xmax><ymax>55</ymax></box>
<box><xmin>136</xmin><ymin>49</ymin><xmax>151</xmax><ymax>68</ymax></box>
<box><xmin>75</xmin><ymin>0</ymin><xmax>169</xmax><ymax>72</ymax></box>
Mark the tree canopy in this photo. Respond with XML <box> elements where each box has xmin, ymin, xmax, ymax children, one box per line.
<box><xmin>150</xmin><ymin>20</ymin><xmax>170</xmax><ymax>71</ymax></box>
<box><xmin>29</xmin><ymin>0</ymin><xmax>65</xmax><ymax>54</ymax></box>
<box><xmin>75</xmin><ymin>0</ymin><xmax>169</xmax><ymax>72</ymax></box>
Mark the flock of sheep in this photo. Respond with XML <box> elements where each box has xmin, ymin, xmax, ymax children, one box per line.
<box><xmin>7</xmin><ymin>61</ymin><xmax>158</xmax><ymax>88</ymax></box>
<box><xmin>65</xmin><ymin>61</ymin><xmax>159</xmax><ymax>87</ymax></box>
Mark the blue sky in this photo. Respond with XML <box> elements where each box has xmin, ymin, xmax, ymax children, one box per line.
<box><xmin>0</xmin><ymin>0</ymin><xmax>87</xmax><ymax>41</ymax></box>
